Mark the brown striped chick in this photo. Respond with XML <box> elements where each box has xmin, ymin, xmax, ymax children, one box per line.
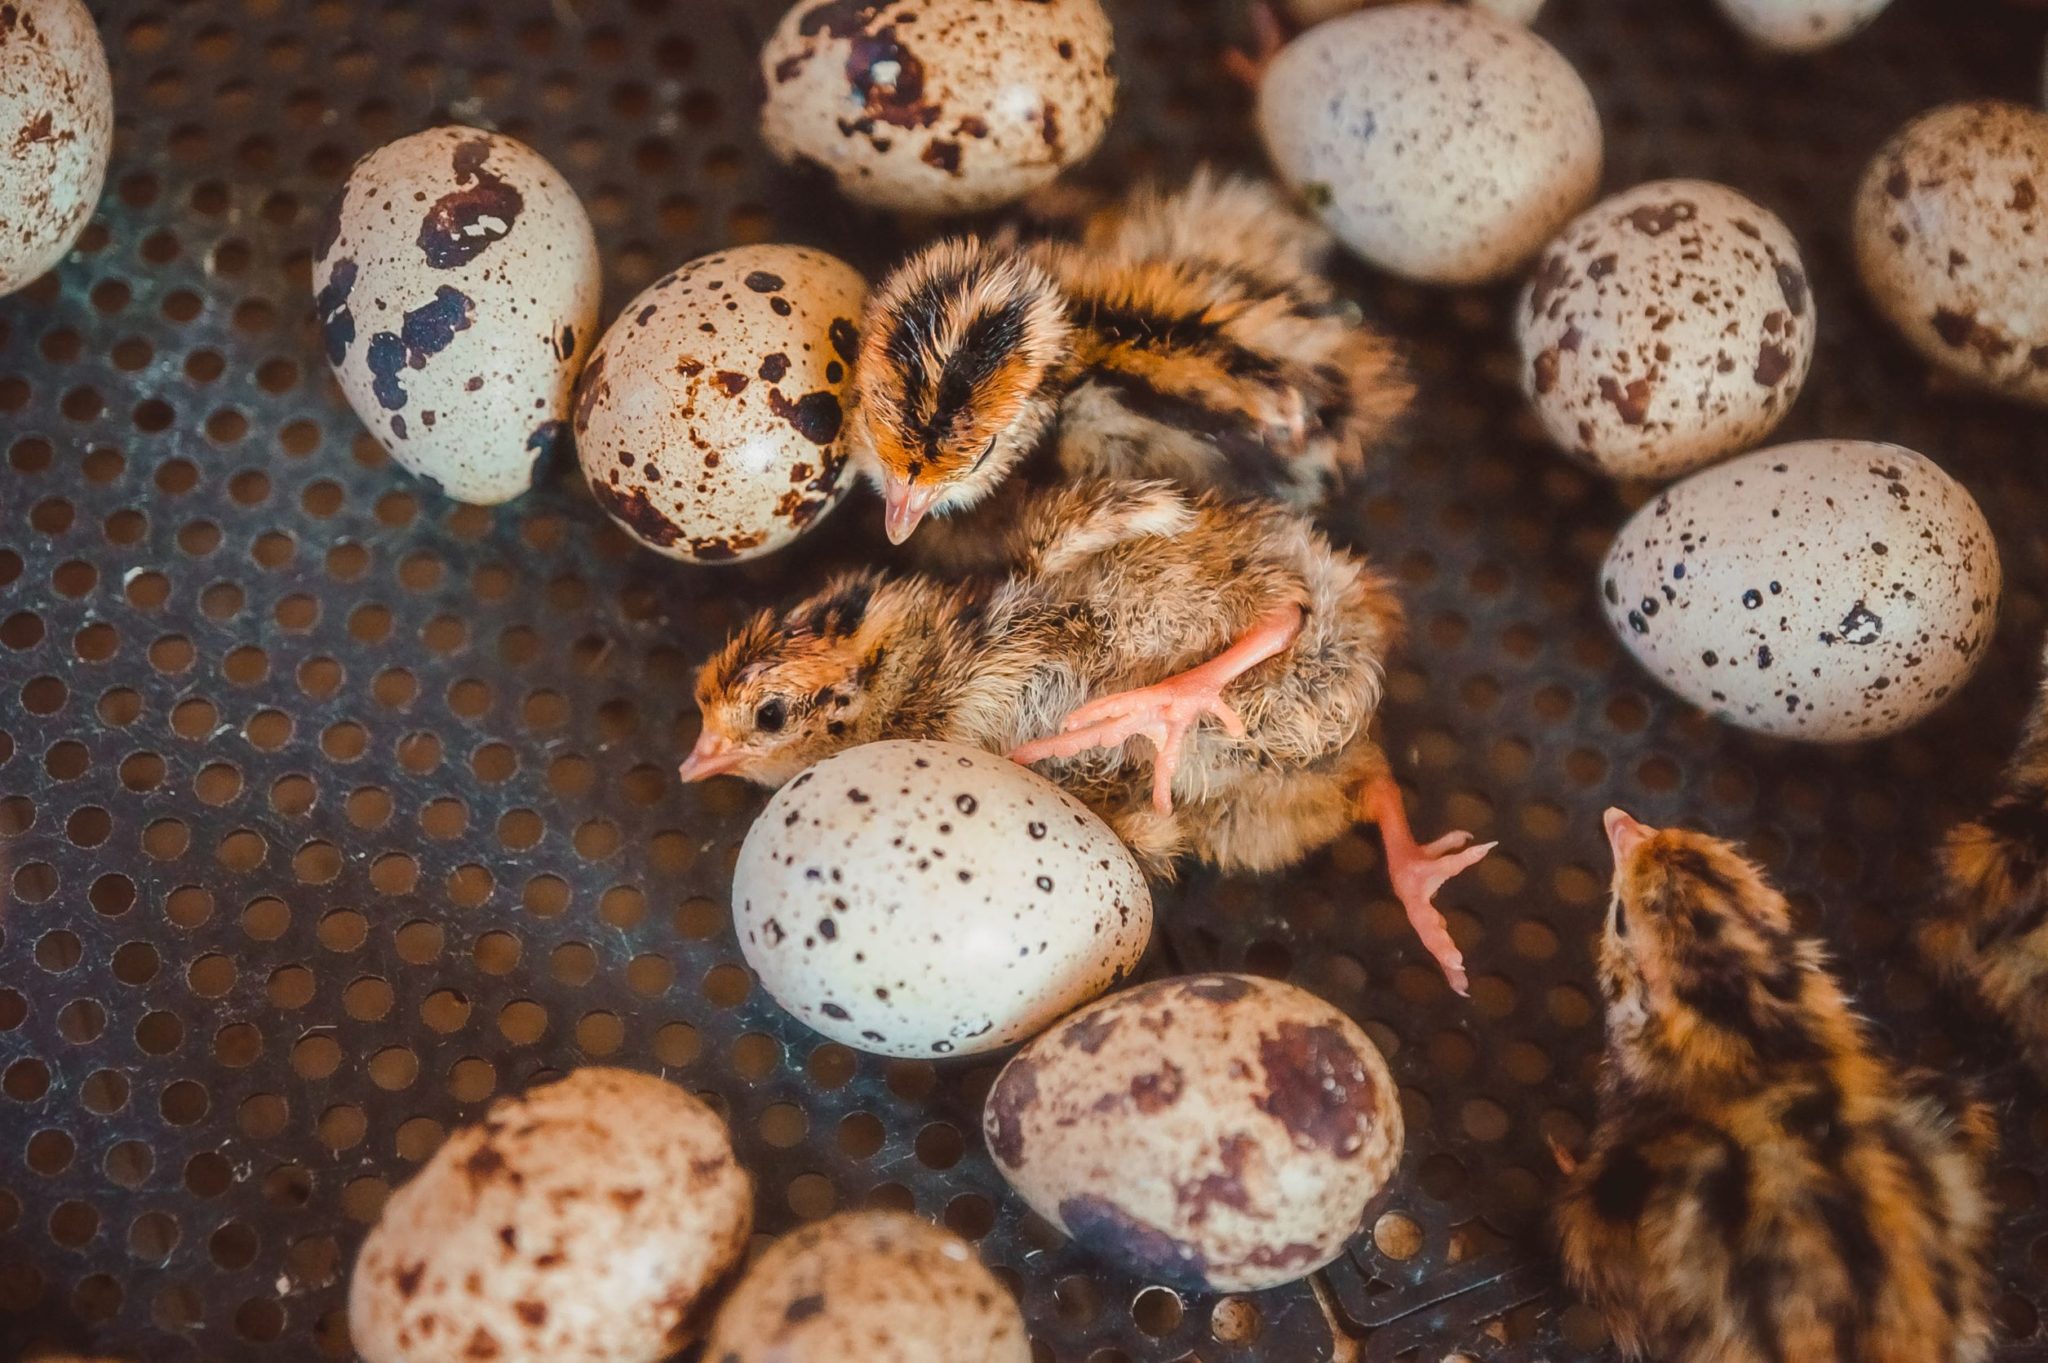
<box><xmin>1924</xmin><ymin>650</ymin><xmax>2048</xmax><ymax>1076</ymax></box>
<box><xmin>1555</xmin><ymin>811</ymin><xmax>1997</xmax><ymax>1363</ymax></box>
<box><xmin>682</xmin><ymin>480</ymin><xmax>1489</xmax><ymax>990</ymax></box>
<box><xmin>851</xmin><ymin>169</ymin><xmax>1410</xmax><ymax>554</ymax></box>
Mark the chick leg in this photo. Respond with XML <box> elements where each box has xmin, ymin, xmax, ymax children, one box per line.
<box><xmin>1358</xmin><ymin>774</ymin><xmax>1493</xmax><ymax>997</ymax></box>
<box><xmin>1010</xmin><ymin>603</ymin><xmax>1304</xmax><ymax>815</ymax></box>
<box><xmin>1221</xmin><ymin>1</ymin><xmax>1288</xmax><ymax>89</ymax></box>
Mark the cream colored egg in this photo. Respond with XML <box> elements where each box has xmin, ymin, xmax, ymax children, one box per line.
<box><xmin>985</xmin><ymin>973</ymin><xmax>1402</xmax><ymax>1293</ymax></box>
<box><xmin>733</xmin><ymin>741</ymin><xmax>1152</xmax><ymax>1058</ymax></box>
<box><xmin>1853</xmin><ymin>101</ymin><xmax>2048</xmax><ymax>408</ymax></box>
<box><xmin>1520</xmin><ymin>180</ymin><xmax>1815</xmax><ymax>480</ymax></box>
<box><xmin>1713</xmin><ymin>0</ymin><xmax>1896</xmax><ymax>52</ymax></box>
<box><xmin>349</xmin><ymin>1068</ymin><xmax>753</xmax><ymax>1363</ymax></box>
<box><xmin>1285</xmin><ymin>0</ymin><xmax>1545</xmax><ymax>25</ymax></box>
<box><xmin>0</xmin><ymin>0</ymin><xmax>112</xmax><ymax>295</ymax></box>
<box><xmin>760</xmin><ymin>0</ymin><xmax>1116</xmax><ymax>214</ymax></box>
<box><xmin>704</xmin><ymin>1212</ymin><xmax>1030</xmax><ymax>1363</ymax></box>
<box><xmin>1257</xmin><ymin>3</ymin><xmax>1601</xmax><ymax>285</ymax></box>
<box><xmin>314</xmin><ymin>126</ymin><xmax>601</xmax><ymax>505</ymax></box>
<box><xmin>1601</xmin><ymin>441</ymin><xmax>2001</xmax><ymax>742</ymax></box>
<box><xmin>576</xmin><ymin>245</ymin><xmax>864</xmax><ymax>563</ymax></box>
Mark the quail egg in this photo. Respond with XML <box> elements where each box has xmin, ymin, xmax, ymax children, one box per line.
<box><xmin>733</xmin><ymin>741</ymin><xmax>1152</xmax><ymax>1058</ymax></box>
<box><xmin>761</xmin><ymin>0</ymin><xmax>1116</xmax><ymax>214</ymax></box>
<box><xmin>1601</xmin><ymin>440</ymin><xmax>2001</xmax><ymax>742</ymax></box>
<box><xmin>1853</xmin><ymin>101</ymin><xmax>2048</xmax><ymax>408</ymax></box>
<box><xmin>1713</xmin><ymin>0</ymin><xmax>1896</xmax><ymax>51</ymax></box>
<box><xmin>0</xmin><ymin>0</ymin><xmax>112</xmax><ymax>296</ymax></box>
<box><xmin>985</xmin><ymin>973</ymin><xmax>1403</xmax><ymax>1292</ymax></box>
<box><xmin>575</xmin><ymin>244</ymin><xmax>865</xmax><ymax>563</ymax></box>
<box><xmin>314</xmin><ymin>126</ymin><xmax>601</xmax><ymax>505</ymax></box>
<box><xmin>350</xmin><ymin>1068</ymin><xmax>753</xmax><ymax>1363</ymax></box>
<box><xmin>703</xmin><ymin>1212</ymin><xmax>1030</xmax><ymax>1363</ymax></box>
<box><xmin>1520</xmin><ymin>180</ymin><xmax>1815</xmax><ymax>480</ymax></box>
<box><xmin>1257</xmin><ymin>2</ymin><xmax>1601</xmax><ymax>284</ymax></box>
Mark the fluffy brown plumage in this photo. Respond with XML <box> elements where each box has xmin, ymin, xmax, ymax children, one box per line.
<box><xmin>1556</xmin><ymin>812</ymin><xmax>1996</xmax><ymax>1363</ymax></box>
<box><xmin>851</xmin><ymin>170</ymin><xmax>1411</xmax><ymax>554</ymax></box>
<box><xmin>1923</xmin><ymin>649</ymin><xmax>2048</xmax><ymax>1076</ymax></box>
<box><xmin>689</xmin><ymin>479</ymin><xmax>1398</xmax><ymax>875</ymax></box>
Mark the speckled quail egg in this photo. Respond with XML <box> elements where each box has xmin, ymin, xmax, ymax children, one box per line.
<box><xmin>984</xmin><ymin>972</ymin><xmax>1403</xmax><ymax>1293</ymax></box>
<box><xmin>761</xmin><ymin>0</ymin><xmax>1116</xmax><ymax>214</ymax></box>
<box><xmin>1601</xmin><ymin>440</ymin><xmax>2001</xmax><ymax>742</ymax></box>
<box><xmin>350</xmin><ymin>1068</ymin><xmax>753</xmax><ymax>1363</ymax></box>
<box><xmin>1257</xmin><ymin>3</ymin><xmax>1601</xmax><ymax>285</ymax></box>
<box><xmin>1520</xmin><ymin>180</ymin><xmax>1815</xmax><ymax>481</ymax></box>
<box><xmin>1853</xmin><ymin>101</ymin><xmax>2048</xmax><ymax>408</ymax></box>
<box><xmin>314</xmin><ymin>126</ymin><xmax>600</xmax><ymax>505</ymax></box>
<box><xmin>0</xmin><ymin>0</ymin><xmax>112</xmax><ymax>296</ymax></box>
<box><xmin>733</xmin><ymin>741</ymin><xmax>1152</xmax><ymax>1058</ymax></box>
<box><xmin>1285</xmin><ymin>0</ymin><xmax>1545</xmax><ymax>25</ymax></box>
<box><xmin>575</xmin><ymin>245</ymin><xmax>865</xmax><ymax>563</ymax></box>
<box><xmin>703</xmin><ymin>1212</ymin><xmax>1030</xmax><ymax>1363</ymax></box>
<box><xmin>1713</xmin><ymin>0</ymin><xmax>1896</xmax><ymax>52</ymax></box>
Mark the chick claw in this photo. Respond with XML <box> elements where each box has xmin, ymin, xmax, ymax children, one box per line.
<box><xmin>1010</xmin><ymin>680</ymin><xmax>1247</xmax><ymax>816</ymax></box>
<box><xmin>1221</xmin><ymin>0</ymin><xmax>1288</xmax><ymax>89</ymax></box>
<box><xmin>1360</xmin><ymin>776</ymin><xmax>1494</xmax><ymax>997</ymax></box>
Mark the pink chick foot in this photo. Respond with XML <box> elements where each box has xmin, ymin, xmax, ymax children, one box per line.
<box><xmin>1221</xmin><ymin>0</ymin><xmax>1288</xmax><ymax>89</ymax></box>
<box><xmin>1360</xmin><ymin>775</ymin><xmax>1494</xmax><ymax>996</ymax></box>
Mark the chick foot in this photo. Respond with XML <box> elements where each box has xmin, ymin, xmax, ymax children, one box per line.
<box><xmin>1359</xmin><ymin>774</ymin><xmax>1494</xmax><ymax>997</ymax></box>
<box><xmin>1011</xmin><ymin>603</ymin><xmax>1305</xmax><ymax>814</ymax></box>
<box><xmin>1221</xmin><ymin>0</ymin><xmax>1288</xmax><ymax>89</ymax></box>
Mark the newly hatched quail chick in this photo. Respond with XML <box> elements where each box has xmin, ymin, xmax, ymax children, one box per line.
<box><xmin>1556</xmin><ymin>810</ymin><xmax>1996</xmax><ymax>1363</ymax></box>
<box><xmin>682</xmin><ymin>480</ymin><xmax>1488</xmax><ymax>989</ymax></box>
<box><xmin>1924</xmin><ymin>647</ymin><xmax>2048</xmax><ymax>1076</ymax></box>
<box><xmin>852</xmin><ymin>169</ymin><xmax>1411</xmax><ymax>549</ymax></box>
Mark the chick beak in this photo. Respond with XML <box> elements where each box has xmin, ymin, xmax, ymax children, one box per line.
<box><xmin>882</xmin><ymin>478</ymin><xmax>938</xmax><ymax>545</ymax></box>
<box><xmin>1604</xmin><ymin>806</ymin><xmax>1653</xmax><ymax>862</ymax></box>
<box><xmin>679</xmin><ymin>732</ymin><xmax>745</xmax><ymax>783</ymax></box>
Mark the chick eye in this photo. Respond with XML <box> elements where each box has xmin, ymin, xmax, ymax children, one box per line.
<box><xmin>754</xmin><ymin>698</ymin><xmax>788</xmax><ymax>733</ymax></box>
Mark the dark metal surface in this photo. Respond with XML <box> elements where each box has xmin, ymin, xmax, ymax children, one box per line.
<box><xmin>2</xmin><ymin>0</ymin><xmax>2047</xmax><ymax>1359</ymax></box>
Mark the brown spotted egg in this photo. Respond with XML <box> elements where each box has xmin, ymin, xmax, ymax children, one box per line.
<box><xmin>1853</xmin><ymin>101</ymin><xmax>2048</xmax><ymax>408</ymax></box>
<box><xmin>1713</xmin><ymin>0</ymin><xmax>1896</xmax><ymax>51</ymax></box>
<box><xmin>0</xmin><ymin>0</ymin><xmax>111</xmax><ymax>296</ymax></box>
<box><xmin>1285</xmin><ymin>0</ymin><xmax>1544</xmax><ymax>24</ymax></box>
<box><xmin>703</xmin><ymin>1212</ymin><xmax>1031</xmax><ymax>1363</ymax></box>
<box><xmin>984</xmin><ymin>973</ymin><xmax>1403</xmax><ymax>1293</ymax></box>
<box><xmin>314</xmin><ymin>126</ymin><xmax>601</xmax><ymax>505</ymax></box>
<box><xmin>1257</xmin><ymin>3</ymin><xmax>1601</xmax><ymax>285</ymax></box>
<box><xmin>733</xmin><ymin>741</ymin><xmax>1151</xmax><ymax>1059</ymax></box>
<box><xmin>350</xmin><ymin>1068</ymin><xmax>753</xmax><ymax>1363</ymax></box>
<box><xmin>1520</xmin><ymin>180</ymin><xmax>1815</xmax><ymax>481</ymax></box>
<box><xmin>760</xmin><ymin>0</ymin><xmax>1116</xmax><ymax>214</ymax></box>
<box><xmin>575</xmin><ymin>245</ymin><xmax>865</xmax><ymax>563</ymax></box>
<box><xmin>1601</xmin><ymin>440</ymin><xmax>2001</xmax><ymax>742</ymax></box>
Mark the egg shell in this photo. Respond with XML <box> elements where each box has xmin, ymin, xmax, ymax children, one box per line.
<box><xmin>0</xmin><ymin>0</ymin><xmax>112</xmax><ymax>295</ymax></box>
<box><xmin>1257</xmin><ymin>3</ymin><xmax>1601</xmax><ymax>285</ymax></box>
<box><xmin>732</xmin><ymin>741</ymin><xmax>1152</xmax><ymax>1058</ymax></box>
<box><xmin>1601</xmin><ymin>441</ymin><xmax>2001</xmax><ymax>742</ymax></box>
<box><xmin>349</xmin><ymin>1068</ymin><xmax>753</xmax><ymax>1363</ymax></box>
<box><xmin>703</xmin><ymin>1212</ymin><xmax>1030</xmax><ymax>1363</ymax></box>
<box><xmin>1520</xmin><ymin>180</ymin><xmax>1816</xmax><ymax>481</ymax></box>
<box><xmin>760</xmin><ymin>0</ymin><xmax>1116</xmax><ymax>214</ymax></box>
<box><xmin>1713</xmin><ymin>0</ymin><xmax>1895</xmax><ymax>51</ymax></box>
<box><xmin>1853</xmin><ymin>101</ymin><xmax>2048</xmax><ymax>408</ymax></box>
<box><xmin>1285</xmin><ymin>0</ymin><xmax>1544</xmax><ymax>25</ymax></box>
<box><xmin>314</xmin><ymin>126</ymin><xmax>601</xmax><ymax>505</ymax></box>
<box><xmin>575</xmin><ymin>245</ymin><xmax>865</xmax><ymax>563</ymax></box>
<box><xmin>984</xmin><ymin>972</ymin><xmax>1403</xmax><ymax>1293</ymax></box>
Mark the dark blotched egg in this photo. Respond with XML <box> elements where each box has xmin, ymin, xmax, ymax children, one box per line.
<box><xmin>314</xmin><ymin>126</ymin><xmax>601</xmax><ymax>505</ymax></box>
<box><xmin>985</xmin><ymin>973</ymin><xmax>1402</xmax><ymax>1293</ymax></box>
